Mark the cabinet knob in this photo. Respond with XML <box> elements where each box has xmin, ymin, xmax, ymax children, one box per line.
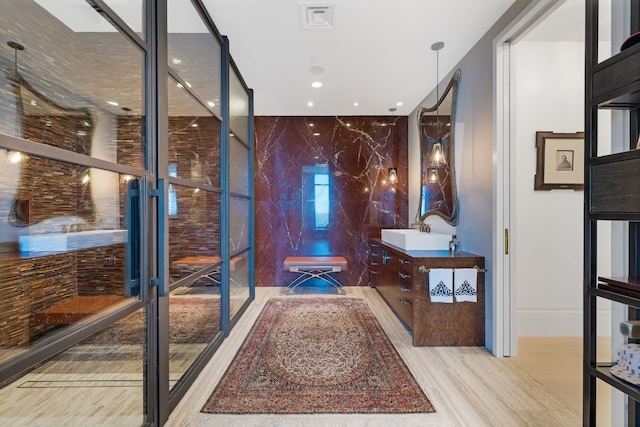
<box><xmin>400</xmin><ymin>300</ymin><xmax>411</xmax><ymax>305</ymax></box>
<box><xmin>400</xmin><ymin>287</ymin><xmax>411</xmax><ymax>292</ymax></box>
<box><xmin>399</xmin><ymin>272</ymin><xmax>411</xmax><ymax>279</ymax></box>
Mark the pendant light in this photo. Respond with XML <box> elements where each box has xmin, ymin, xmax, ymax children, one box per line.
<box><xmin>427</xmin><ymin>167</ymin><xmax>439</xmax><ymax>184</ymax></box>
<box><xmin>430</xmin><ymin>41</ymin><xmax>446</xmax><ymax>167</ymax></box>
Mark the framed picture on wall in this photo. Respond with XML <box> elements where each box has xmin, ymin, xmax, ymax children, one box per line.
<box><xmin>534</xmin><ymin>131</ymin><xmax>585</xmax><ymax>191</ymax></box>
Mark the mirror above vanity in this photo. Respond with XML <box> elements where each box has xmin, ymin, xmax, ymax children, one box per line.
<box><xmin>417</xmin><ymin>68</ymin><xmax>461</xmax><ymax>226</ymax></box>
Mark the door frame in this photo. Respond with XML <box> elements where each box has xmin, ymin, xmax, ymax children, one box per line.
<box><xmin>493</xmin><ymin>0</ymin><xmax>565</xmax><ymax>357</ymax></box>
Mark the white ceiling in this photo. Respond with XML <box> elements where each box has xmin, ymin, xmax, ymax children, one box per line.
<box><xmin>202</xmin><ymin>0</ymin><xmax>517</xmax><ymax>116</ymax></box>
<box><xmin>29</xmin><ymin>0</ymin><xmax>519</xmax><ymax>117</ymax></box>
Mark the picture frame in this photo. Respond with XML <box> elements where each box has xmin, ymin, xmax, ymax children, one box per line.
<box><xmin>534</xmin><ymin>131</ymin><xmax>584</xmax><ymax>191</ymax></box>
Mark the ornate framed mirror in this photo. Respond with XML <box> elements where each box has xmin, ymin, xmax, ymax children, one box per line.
<box><xmin>7</xmin><ymin>69</ymin><xmax>99</xmax><ymax>227</ymax></box>
<box><xmin>417</xmin><ymin>68</ymin><xmax>461</xmax><ymax>226</ymax></box>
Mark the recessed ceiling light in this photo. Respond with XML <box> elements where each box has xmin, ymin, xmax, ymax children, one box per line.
<box><xmin>311</xmin><ymin>81</ymin><xmax>323</xmax><ymax>88</ymax></box>
<box><xmin>176</xmin><ymin>83</ymin><xmax>183</xmax><ymax>89</ymax></box>
<box><xmin>191</xmin><ymin>123</ymin><xmax>198</xmax><ymax>128</ymax></box>
<box><xmin>353</xmin><ymin>102</ymin><xmax>359</xmax><ymax>107</ymax></box>
<box><xmin>29</xmin><ymin>100</ymin><xmax>37</xmax><ymax>106</ymax></box>
<box><xmin>309</xmin><ymin>123</ymin><xmax>315</xmax><ymax>127</ymax></box>
<box><xmin>313</xmin><ymin>132</ymin><xmax>320</xmax><ymax>136</ymax></box>
<box><xmin>307</xmin><ymin>101</ymin><xmax>314</xmax><ymax>107</ymax></box>
<box><xmin>172</xmin><ymin>57</ymin><xmax>182</xmax><ymax>65</ymax></box>
<box><xmin>346</xmin><ymin>123</ymin><xmax>352</xmax><ymax>127</ymax></box>
<box><xmin>107</xmin><ymin>101</ymin><xmax>119</xmax><ymax>106</ymax></box>
<box><xmin>396</xmin><ymin>102</ymin><xmax>403</xmax><ymax>106</ymax></box>
<box><xmin>207</xmin><ymin>101</ymin><xmax>215</xmax><ymax>107</ymax></box>
<box><xmin>185</xmin><ymin>81</ymin><xmax>192</xmax><ymax>88</ymax></box>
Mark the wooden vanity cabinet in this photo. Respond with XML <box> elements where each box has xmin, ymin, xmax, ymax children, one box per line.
<box><xmin>369</xmin><ymin>238</ymin><xmax>485</xmax><ymax>347</ymax></box>
<box><xmin>369</xmin><ymin>240</ymin><xmax>382</xmax><ymax>287</ymax></box>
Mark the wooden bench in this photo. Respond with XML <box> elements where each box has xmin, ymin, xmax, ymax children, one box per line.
<box><xmin>283</xmin><ymin>256</ymin><xmax>348</xmax><ymax>294</ymax></box>
<box><xmin>34</xmin><ymin>295</ymin><xmax>126</xmax><ymax>325</ymax></box>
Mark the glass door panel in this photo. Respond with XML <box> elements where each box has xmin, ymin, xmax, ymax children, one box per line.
<box><xmin>229</xmin><ymin>136</ymin><xmax>249</xmax><ymax>195</ymax></box>
<box><xmin>0</xmin><ymin>155</ymin><xmax>141</xmax><ymax>351</ymax></box>
<box><xmin>229</xmin><ymin>68</ymin><xmax>249</xmax><ymax>144</ymax></box>
<box><xmin>0</xmin><ymin>2</ymin><xmax>149</xmax><ymax>425</ymax></box>
<box><xmin>229</xmin><ymin>196</ymin><xmax>250</xmax><ymax>253</ymax></box>
<box><xmin>230</xmin><ymin>249</ymin><xmax>250</xmax><ymax>319</ymax></box>
<box><xmin>166</xmin><ymin>0</ymin><xmax>224</xmax><ymax>394</ymax></box>
<box><xmin>0</xmin><ymin>305</ymin><xmax>147</xmax><ymax>426</ymax></box>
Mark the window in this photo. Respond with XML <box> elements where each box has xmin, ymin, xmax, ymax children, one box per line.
<box><xmin>314</xmin><ymin>172</ymin><xmax>329</xmax><ymax>229</ymax></box>
<box><xmin>168</xmin><ymin>163</ymin><xmax>178</xmax><ymax>216</ymax></box>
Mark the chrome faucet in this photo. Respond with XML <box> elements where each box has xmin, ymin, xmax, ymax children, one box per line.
<box><xmin>68</xmin><ymin>223</ymin><xmax>86</xmax><ymax>233</ymax></box>
<box><xmin>411</xmin><ymin>220</ymin><xmax>431</xmax><ymax>233</ymax></box>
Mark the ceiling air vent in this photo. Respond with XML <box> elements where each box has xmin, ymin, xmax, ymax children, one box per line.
<box><xmin>298</xmin><ymin>3</ymin><xmax>335</xmax><ymax>30</ymax></box>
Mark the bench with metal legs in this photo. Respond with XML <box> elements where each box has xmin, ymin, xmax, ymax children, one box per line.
<box><xmin>283</xmin><ymin>256</ymin><xmax>348</xmax><ymax>294</ymax></box>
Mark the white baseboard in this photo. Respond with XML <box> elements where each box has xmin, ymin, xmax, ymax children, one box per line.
<box><xmin>517</xmin><ymin>310</ymin><xmax>611</xmax><ymax>337</ymax></box>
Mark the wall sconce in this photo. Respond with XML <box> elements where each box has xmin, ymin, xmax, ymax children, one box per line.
<box><xmin>427</xmin><ymin>167</ymin><xmax>439</xmax><ymax>184</ymax></box>
<box><xmin>6</xmin><ymin>150</ymin><xmax>24</xmax><ymax>164</ymax></box>
<box><xmin>388</xmin><ymin>167</ymin><xmax>398</xmax><ymax>184</ymax></box>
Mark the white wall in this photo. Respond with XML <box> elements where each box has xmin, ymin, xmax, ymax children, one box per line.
<box><xmin>409</xmin><ymin>0</ymin><xmax>535</xmax><ymax>353</ymax></box>
<box><xmin>512</xmin><ymin>40</ymin><xmax>610</xmax><ymax>336</ymax></box>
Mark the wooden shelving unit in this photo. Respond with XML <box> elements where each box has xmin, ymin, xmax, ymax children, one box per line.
<box><xmin>584</xmin><ymin>2</ymin><xmax>640</xmax><ymax>426</ymax></box>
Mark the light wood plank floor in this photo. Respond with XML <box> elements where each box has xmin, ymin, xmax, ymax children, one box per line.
<box><xmin>508</xmin><ymin>336</ymin><xmax>612</xmax><ymax>427</ymax></box>
<box><xmin>168</xmin><ymin>287</ymin><xmax>584</xmax><ymax>427</ymax></box>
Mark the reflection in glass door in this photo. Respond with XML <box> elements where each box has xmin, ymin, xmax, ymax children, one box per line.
<box><xmin>166</xmin><ymin>0</ymin><xmax>225</xmax><ymax>396</ymax></box>
<box><xmin>228</xmin><ymin>65</ymin><xmax>254</xmax><ymax>321</ymax></box>
<box><xmin>0</xmin><ymin>0</ymin><xmax>150</xmax><ymax>425</ymax></box>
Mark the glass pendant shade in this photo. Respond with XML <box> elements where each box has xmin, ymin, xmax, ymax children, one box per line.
<box><xmin>427</xmin><ymin>168</ymin><xmax>439</xmax><ymax>183</ymax></box>
<box><xmin>388</xmin><ymin>167</ymin><xmax>398</xmax><ymax>183</ymax></box>
<box><xmin>430</xmin><ymin>140</ymin><xmax>446</xmax><ymax>166</ymax></box>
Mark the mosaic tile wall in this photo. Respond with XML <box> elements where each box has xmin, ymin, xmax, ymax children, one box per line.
<box><xmin>254</xmin><ymin>116</ymin><xmax>409</xmax><ymax>287</ymax></box>
<box><xmin>117</xmin><ymin>116</ymin><xmax>222</xmax><ymax>282</ymax></box>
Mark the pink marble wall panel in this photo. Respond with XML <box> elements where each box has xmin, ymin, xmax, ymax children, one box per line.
<box><xmin>255</xmin><ymin>116</ymin><xmax>408</xmax><ymax>287</ymax></box>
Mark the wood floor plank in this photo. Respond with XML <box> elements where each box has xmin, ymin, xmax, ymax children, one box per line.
<box><xmin>0</xmin><ymin>286</ymin><xmax>586</xmax><ymax>426</ymax></box>
<box><xmin>168</xmin><ymin>287</ymin><xmax>582</xmax><ymax>427</ymax></box>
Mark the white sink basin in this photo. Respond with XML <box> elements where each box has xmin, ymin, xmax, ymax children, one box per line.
<box><xmin>381</xmin><ymin>229</ymin><xmax>451</xmax><ymax>251</ymax></box>
<box><xmin>19</xmin><ymin>229</ymin><xmax>128</xmax><ymax>252</ymax></box>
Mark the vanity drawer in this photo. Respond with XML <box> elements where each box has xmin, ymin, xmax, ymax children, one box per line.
<box><xmin>382</xmin><ymin>282</ymin><xmax>414</xmax><ymax>330</ymax></box>
<box><xmin>395</xmin><ymin>297</ymin><xmax>413</xmax><ymax>330</ymax></box>
<box><xmin>369</xmin><ymin>241</ymin><xmax>382</xmax><ymax>287</ymax></box>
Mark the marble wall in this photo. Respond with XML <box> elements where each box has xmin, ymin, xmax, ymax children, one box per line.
<box><xmin>254</xmin><ymin>116</ymin><xmax>408</xmax><ymax>287</ymax></box>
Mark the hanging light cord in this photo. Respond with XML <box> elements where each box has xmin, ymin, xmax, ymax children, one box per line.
<box><xmin>435</xmin><ymin>47</ymin><xmax>440</xmax><ymax>141</ymax></box>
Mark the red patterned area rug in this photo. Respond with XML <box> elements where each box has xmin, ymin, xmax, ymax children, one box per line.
<box><xmin>85</xmin><ymin>296</ymin><xmax>220</xmax><ymax>345</ymax></box>
<box><xmin>201</xmin><ymin>297</ymin><xmax>435</xmax><ymax>414</ymax></box>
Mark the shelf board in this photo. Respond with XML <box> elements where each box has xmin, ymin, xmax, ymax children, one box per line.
<box><xmin>591</xmin><ymin>155</ymin><xmax>640</xmax><ymax>215</ymax></box>
<box><xmin>591</xmin><ymin>41</ymin><xmax>640</xmax><ymax>108</ymax></box>
<box><xmin>592</xmin><ymin>285</ymin><xmax>640</xmax><ymax>308</ymax></box>
<box><xmin>589</xmin><ymin>149</ymin><xmax>640</xmax><ymax>165</ymax></box>
<box><xmin>599</xmin><ymin>276</ymin><xmax>640</xmax><ymax>288</ymax></box>
<box><xmin>593</xmin><ymin>365</ymin><xmax>640</xmax><ymax>402</ymax></box>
